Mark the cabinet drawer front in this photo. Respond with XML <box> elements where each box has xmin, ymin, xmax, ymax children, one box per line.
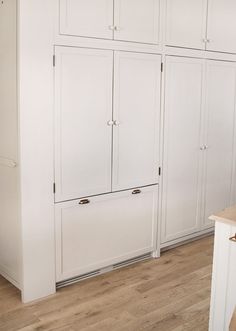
<box><xmin>114</xmin><ymin>0</ymin><xmax>160</xmax><ymax>44</ymax></box>
<box><xmin>55</xmin><ymin>186</ymin><xmax>158</xmax><ymax>282</ymax></box>
<box><xmin>54</xmin><ymin>46</ymin><xmax>113</xmax><ymax>202</ymax></box>
<box><xmin>59</xmin><ymin>0</ymin><xmax>113</xmax><ymax>39</ymax></box>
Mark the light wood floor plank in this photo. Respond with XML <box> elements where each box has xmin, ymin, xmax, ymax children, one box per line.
<box><xmin>0</xmin><ymin>235</ymin><xmax>214</xmax><ymax>331</ymax></box>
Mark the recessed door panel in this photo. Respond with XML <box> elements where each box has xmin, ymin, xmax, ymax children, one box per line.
<box><xmin>55</xmin><ymin>186</ymin><xmax>158</xmax><ymax>282</ymax></box>
<box><xmin>161</xmin><ymin>56</ymin><xmax>204</xmax><ymax>243</ymax></box>
<box><xmin>112</xmin><ymin>51</ymin><xmax>161</xmax><ymax>191</ymax></box>
<box><xmin>114</xmin><ymin>0</ymin><xmax>160</xmax><ymax>44</ymax></box>
<box><xmin>207</xmin><ymin>0</ymin><xmax>236</xmax><ymax>54</ymax></box>
<box><xmin>54</xmin><ymin>46</ymin><xmax>113</xmax><ymax>202</ymax></box>
<box><xmin>203</xmin><ymin>61</ymin><xmax>236</xmax><ymax>227</ymax></box>
<box><xmin>59</xmin><ymin>0</ymin><xmax>113</xmax><ymax>39</ymax></box>
<box><xmin>165</xmin><ymin>0</ymin><xmax>208</xmax><ymax>49</ymax></box>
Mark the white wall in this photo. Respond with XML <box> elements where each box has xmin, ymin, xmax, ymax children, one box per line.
<box><xmin>0</xmin><ymin>0</ymin><xmax>21</xmax><ymax>288</ymax></box>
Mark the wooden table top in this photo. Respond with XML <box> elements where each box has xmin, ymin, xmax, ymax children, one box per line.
<box><xmin>209</xmin><ymin>205</ymin><xmax>236</xmax><ymax>226</ymax></box>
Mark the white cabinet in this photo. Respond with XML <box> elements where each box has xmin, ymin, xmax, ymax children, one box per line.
<box><xmin>165</xmin><ymin>0</ymin><xmax>208</xmax><ymax>50</ymax></box>
<box><xmin>112</xmin><ymin>52</ymin><xmax>161</xmax><ymax>191</ymax></box>
<box><xmin>59</xmin><ymin>0</ymin><xmax>160</xmax><ymax>44</ymax></box>
<box><xmin>165</xmin><ymin>0</ymin><xmax>236</xmax><ymax>54</ymax></box>
<box><xmin>54</xmin><ymin>47</ymin><xmax>113</xmax><ymax>202</ymax></box>
<box><xmin>207</xmin><ymin>0</ymin><xmax>236</xmax><ymax>54</ymax></box>
<box><xmin>161</xmin><ymin>57</ymin><xmax>204</xmax><ymax>243</ymax></box>
<box><xmin>114</xmin><ymin>0</ymin><xmax>160</xmax><ymax>44</ymax></box>
<box><xmin>54</xmin><ymin>47</ymin><xmax>161</xmax><ymax>201</ymax></box>
<box><xmin>55</xmin><ymin>186</ymin><xmax>158</xmax><ymax>282</ymax></box>
<box><xmin>161</xmin><ymin>56</ymin><xmax>236</xmax><ymax>244</ymax></box>
<box><xmin>203</xmin><ymin>61</ymin><xmax>236</xmax><ymax>228</ymax></box>
<box><xmin>209</xmin><ymin>220</ymin><xmax>236</xmax><ymax>331</ymax></box>
<box><xmin>59</xmin><ymin>0</ymin><xmax>113</xmax><ymax>39</ymax></box>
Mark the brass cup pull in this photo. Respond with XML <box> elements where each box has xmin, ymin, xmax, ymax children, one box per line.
<box><xmin>132</xmin><ymin>189</ymin><xmax>141</xmax><ymax>195</ymax></box>
<box><xmin>229</xmin><ymin>234</ymin><xmax>236</xmax><ymax>242</ymax></box>
<box><xmin>79</xmin><ymin>199</ymin><xmax>90</xmax><ymax>205</ymax></box>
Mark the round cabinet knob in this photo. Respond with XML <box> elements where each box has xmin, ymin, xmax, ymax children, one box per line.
<box><xmin>114</xmin><ymin>120</ymin><xmax>120</xmax><ymax>126</ymax></box>
<box><xmin>200</xmin><ymin>146</ymin><xmax>205</xmax><ymax>150</ymax></box>
<box><xmin>107</xmin><ymin>120</ymin><xmax>114</xmax><ymax>126</ymax></box>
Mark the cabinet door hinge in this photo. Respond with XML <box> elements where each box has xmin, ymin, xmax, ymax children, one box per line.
<box><xmin>161</xmin><ymin>62</ymin><xmax>164</xmax><ymax>72</ymax></box>
<box><xmin>158</xmin><ymin>167</ymin><xmax>162</xmax><ymax>176</ymax></box>
<box><xmin>53</xmin><ymin>55</ymin><xmax>56</xmax><ymax>67</ymax></box>
<box><xmin>53</xmin><ymin>183</ymin><xmax>56</xmax><ymax>194</ymax></box>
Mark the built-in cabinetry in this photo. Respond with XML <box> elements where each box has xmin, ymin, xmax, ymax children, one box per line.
<box><xmin>54</xmin><ymin>46</ymin><xmax>161</xmax><ymax>282</ymax></box>
<box><xmin>165</xmin><ymin>0</ymin><xmax>208</xmax><ymax>50</ymax></box>
<box><xmin>54</xmin><ymin>47</ymin><xmax>161</xmax><ymax>202</ymax></box>
<box><xmin>2</xmin><ymin>0</ymin><xmax>236</xmax><ymax>303</ymax></box>
<box><xmin>161</xmin><ymin>56</ymin><xmax>236</xmax><ymax>245</ymax></box>
<box><xmin>165</xmin><ymin>0</ymin><xmax>236</xmax><ymax>54</ymax></box>
<box><xmin>56</xmin><ymin>186</ymin><xmax>158</xmax><ymax>282</ymax></box>
<box><xmin>59</xmin><ymin>0</ymin><xmax>160</xmax><ymax>44</ymax></box>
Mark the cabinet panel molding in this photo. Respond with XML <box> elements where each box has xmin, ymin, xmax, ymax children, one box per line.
<box><xmin>112</xmin><ymin>51</ymin><xmax>161</xmax><ymax>191</ymax></box>
<box><xmin>55</xmin><ymin>186</ymin><xmax>158</xmax><ymax>282</ymax></box>
<box><xmin>54</xmin><ymin>46</ymin><xmax>113</xmax><ymax>202</ymax></box>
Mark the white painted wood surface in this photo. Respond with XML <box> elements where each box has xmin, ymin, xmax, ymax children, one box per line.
<box><xmin>112</xmin><ymin>51</ymin><xmax>161</xmax><ymax>191</ymax></box>
<box><xmin>59</xmin><ymin>0</ymin><xmax>113</xmax><ymax>39</ymax></box>
<box><xmin>114</xmin><ymin>0</ymin><xmax>160</xmax><ymax>44</ymax></box>
<box><xmin>203</xmin><ymin>61</ymin><xmax>236</xmax><ymax>228</ymax></box>
<box><xmin>55</xmin><ymin>186</ymin><xmax>158</xmax><ymax>282</ymax></box>
<box><xmin>165</xmin><ymin>0</ymin><xmax>208</xmax><ymax>50</ymax></box>
<box><xmin>209</xmin><ymin>221</ymin><xmax>236</xmax><ymax>331</ymax></box>
<box><xmin>18</xmin><ymin>0</ymin><xmax>56</xmax><ymax>303</ymax></box>
<box><xmin>207</xmin><ymin>0</ymin><xmax>236</xmax><ymax>54</ymax></box>
<box><xmin>54</xmin><ymin>46</ymin><xmax>113</xmax><ymax>202</ymax></box>
<box><xmin>161</xmin><ymin>56</ymin><xmax>204</xmax><ymax>243</ymax></box>
<box><xmin>0</xmin><ymin>0</ymin><xmax>20</xmax><ymax>289</ymax></box>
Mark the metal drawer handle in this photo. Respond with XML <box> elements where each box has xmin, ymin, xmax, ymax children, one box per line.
<box><xmin>79</xmin><ymin>199</ymin><xmax>90</xmax><ymax>205</ymax></box>
<box><xmin>132</xmin><ymin>189</ymin><xmax>141</xmax><ymax>195</ymax></box>
<box><xmin>229</xmin><ymin>234</ymin><xmax>236</xmax><ymax>242</ymax></box>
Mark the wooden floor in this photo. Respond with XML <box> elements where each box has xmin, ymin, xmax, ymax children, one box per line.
<box><xmin>0</xmin><ymin>236</ymin><xmax>214</xmax><ymax>331</ymax></box>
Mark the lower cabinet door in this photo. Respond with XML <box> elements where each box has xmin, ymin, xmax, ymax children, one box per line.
<box><xmin>203</xmin><ymin>61</ymin><xmax>236</xmax><ymax>229</ymax></box>
<box><xmin>55</xmin><ymin>186</ymin><xmax>158</xmax><ymax>282</ymax></box>
<box><xmin>161</xmin><ymin>56</ymin><xmax>204</xmax><ymax>244</ymax></box>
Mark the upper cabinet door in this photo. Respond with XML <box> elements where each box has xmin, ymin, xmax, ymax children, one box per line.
<box><xmin>161</xmin><ymin>56</ymin><xmax>205</xmax><ymax>243</ymax></box>
<box><xmin>207</xmin><ymin>0</ymin><xmax>236</xmax><ymax>53</ymax></box>
<box><xmin>114</xmin><ymin>0</ymin><xmax>160</xmax><ymax>44</ymax></box>
<box><xmin>112</xmin><ymin>51</ymin><xmax>161</xmax><ymax>191</ymax></box>
<box><xmin>165</xmin><ymin>0</ymin><xmax>208</xmax><ymax>49</ymax></box>
<box><xmin>59</xmin><ymin>0</ymin><xmax>113</xmax><ymax>39</ymax></box>
<box><xmin>203</xmin><ymin>61</ymin><xmax>236</xmax><ymax>228</ymax></box>
<box><xmin>54</xmin><ymin>47</ymin><xmax>113</xmax><ymax>202</ymax></box>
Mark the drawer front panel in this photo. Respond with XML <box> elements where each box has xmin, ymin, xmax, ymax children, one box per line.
<box><xmin>55</xmin><ymin>186</ymin><xmax>158</xmax><ymax>282</ymax></box>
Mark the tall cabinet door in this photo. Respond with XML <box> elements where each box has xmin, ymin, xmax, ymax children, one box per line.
<box><xmin>165</xmin><ymin>0</ymin><xmax>208</xmax><ymax>49</ymax></box>
<box><xmin>59</xmin><ymin>0</ymin><xmax>113</xmax><ymax>39</ymax></box>
<box><xmin>114</xmin><ymin>0</ymin><xmax>160</xmax><ymax>44</ymax></box>
<box><xmin>203</xmin><ymin>61</ymin><xmax>236</xmax><ymax>228</ymax></box>
<box><xmin>161</xmin><ymin>56</ymin><xmax>205</xmax><ymax>244</ymax></box>
<box><xmin>207</xmin><ymin>0</ymin><xmax>236</xmax><ymax>54</ymax></box>
<box><xmin>112</xmin><ymin>51</ymin><xmax>161</xmax><ymax>191</ymax></box>
<box><xmin>54</xmin><ymin>47</ymin><xmax>113</xmax><ymax>202</ymax></box>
